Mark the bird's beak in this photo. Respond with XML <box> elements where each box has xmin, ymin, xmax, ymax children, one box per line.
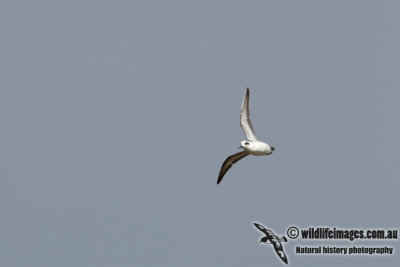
<box><xmin>238</xmin><ymin>145</ymin><xmax>242</xmax><ymax>149</ymax></box>
<box><xmin>271</xmin><ymin>146</ymin><xmax>275</xmax><ymax>151</ymax></box>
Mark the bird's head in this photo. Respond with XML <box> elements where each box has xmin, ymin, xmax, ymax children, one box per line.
<box><xmin>239</xmin><ymin>140</ymin><xmax>251</xmax><ymax>149</ymax></box>
<box><xmin>259</xmin><ymin>236</ymin><xmax>269</xmax><ymax>243</ymax></box>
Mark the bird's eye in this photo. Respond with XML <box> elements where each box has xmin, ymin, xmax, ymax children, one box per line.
<box><xmin>245</xmin><ymin>142</ymin><xmax>249</xmax><ymax>145</ymax></box>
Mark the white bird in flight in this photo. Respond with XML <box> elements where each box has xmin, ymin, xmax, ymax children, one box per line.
<box><xmin>217</xmin><ymin>88</ymin><xmax>275</xmax><ymax>184</ymax></box>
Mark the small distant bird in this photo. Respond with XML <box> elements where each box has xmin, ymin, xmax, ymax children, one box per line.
<box><xmin>217</xmin><ymin>88</ymin><xmax>275</xmax><ymax>184</ymax></box>
<box><xmin>253</xmin><ymin>223</ymin><xmax>288</xmax><ymax>264</ymax></box>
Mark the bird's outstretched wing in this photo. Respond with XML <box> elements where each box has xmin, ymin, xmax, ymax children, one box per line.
<box><xmin>273</xmin><ymin>244</ymin><xmax>288</xmax><ymax>264</ymax></box>
<box><xmin>217</xmin><ymin>151</ymin><xmax>249</xmax><ymax>184</ymax></box>
<box><xmin>253</xmin><ymin>222</ymin><xmax>270</xmax><ymax>235</ymax></box>
<box><xmin>240</xmin><ymin>88</ymin><xmax>258</xmax><ymax>141</ymax></box>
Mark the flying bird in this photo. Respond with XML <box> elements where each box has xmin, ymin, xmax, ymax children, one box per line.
<box><xmin>253</xmin><ymin>222</ymin><xmax>288</xmax><ymax>264</ymax></box>
<box><xmin>217</xmin><ymin>88</ymin><xmax>275</xmax><ymax>184</ymax></box>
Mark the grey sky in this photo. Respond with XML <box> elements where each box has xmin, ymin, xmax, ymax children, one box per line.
<box><xmin>1</xmin><ymin>1</ymin><xmax>399</xmax><ymax>266</ymax></box>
